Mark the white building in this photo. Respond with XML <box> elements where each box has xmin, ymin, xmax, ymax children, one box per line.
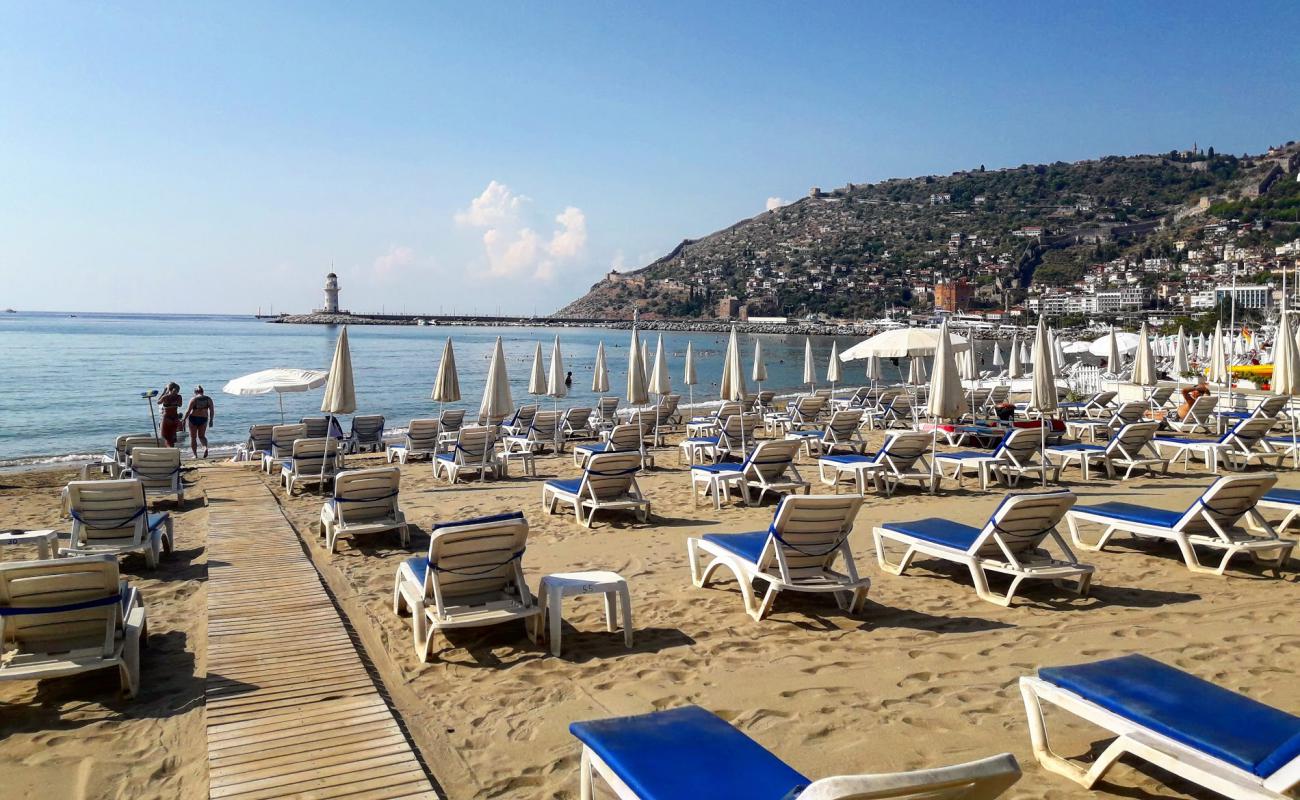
<box><xmin>1215</xmin><ymin>284</ymin><xmax>1272</xmax><ymax>310</ymax></box>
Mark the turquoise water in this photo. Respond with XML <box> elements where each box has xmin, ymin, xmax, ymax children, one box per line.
<box><xmin>0</xmin><ymin>313</ymin><xmax>931</xmax><ymax>464</ymax></box>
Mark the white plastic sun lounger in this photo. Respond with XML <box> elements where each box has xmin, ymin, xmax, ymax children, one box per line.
<box><xmin>1021</xmin><ymin>654</ymin><xmax>1300</xmax><ymax>800</ymax></box>
<box><xmin>573</xmin><ymin>423</ymin><xmax>645</xmax><ymax>469</ymax></box>
<box><xmin>1058</xmin><ymin>390</ymin><xmax>1118</xmax><ymax>419</ymax></box>
<box><xmin>690</xmin><ymin>438</ymin><xmax>807</xmax><ymax>509</ymax></box>
<box><xmin>786</xmin><ymin>408</ymin><xmax>866</xmax><ymax>457</ymax></box>
<box><xmin>818</xmin><ymin>430</ymin><xmax>933</xmax><ymax>496</ymax></box>
<box><xmin>236</xmin><ymin>424</ymin><xmax>275</xmax><ymax>463</ymax></box>
<box><xmin>1046</xmin><ymin>421</ymin><xmax>1168</xmax><ymax>481</ymax></box>
<box><xmin>1214</xmin><ymin>394</ymin><xmax>1290</xmax><ymax>431</ymax></box>
<box><xmin>280</xmin><ymin>437</ymin><xmax>343</xmax><ymax>495</ymax></box>
<box><xmin>679</xmin><ymin>412</ymin><xmax>760</xmax><ymax>465</ymax></box>
<box><xmin>122</xmin><ymin>446</ymin><xmax>185</xmax><ymax>505</ymax></box>
<box><xmin>502</xmin><ymin>410</ymin><xmax>562</xmax><ymax>454</ymax></box>
<box><xmin>1166</xmin><ymin>394</ymin><xmax>1220</xmax><ymax>434</ymax></box>
<box><xmin>434</xmin><ymin>426</ymin><xmax>499</xmax><ymax>483</ymax></box>
<box><xmin>561</xmin><ymin>406</ymin><xmax>596</xmax><ymax>444</ymax></box>
<box><xmin>500</xmin><ymin>403</ymin><xmax>539</xmax><ymax>436</ymax></box>
<box><xmin>542</xmin><ymin>452</ymin><xmax>649</xmax><ymax>527</ymax></box>
<box><xmin>391</xmin><ymin>511</ymin><xmax>539</xmax><ymax>661</ymax></box>
<box><xmin>260</xmin><ymin>423</ymin><xmax>306</xmax><ymax>473</ymax></box>
<box><xmin>93</xmin><ymin>433</ymin><xmax>158</xmax><ymax>478</ymax></box>
<box><xmin>688</xmin><ymin>494</ymin><xmax>868</xmax><ymax>620</ymax></box>
<box><xmin>64</xmin><ymin>479</ymin><xmax>173</xmax><ymax>568</ymax></box>
<box><xmin>570</xmin><ymin>705</ymin><xmax>1021</xmax><ymax>800</ymax></box>
<box><xmin>318</xmin><ymin>467</ymin><xmax>408</xmax><ymax>552</ymax></box>
<box><xmin>0</xmin><ymin>555</ymin><xmax>147</xmax><ymax>698</ymax></box>
<box><xmin>686</xmin><ymin>400</ymin><xmax>744</xmax><ymax>437</ymax></box>
<box><xmin>1063</xmin><ymin>401</ymin><xmax>1147</xmax><ymax>443</ymax></box>
<box><xmin>386</xmin><ymin>418</ymin><xmax>441</xmax><ymax>463</ymax></box>
<box><xmin>1155</xmin><ymin>416</ymin><xmax>1284</xmax><ymax>473</ymax></box>
<box><xmin>1258</xmin><ymin>487</ymin><xmax>1300</xmax><ymax>534</ymax></box>
<box><xmin>1065</xmin><ymin>473</ymin><xmax>1294</xmax><ymax>575</ymax></box>
<box><xmin>874</xmin><ymin>490</ymin><xmax>1092</xmax><ymax>606</ymax></box>
<box><xmin>344</xmin><ymin>414</ymin><xmax>386</xmax><ymax>453</ymax></box>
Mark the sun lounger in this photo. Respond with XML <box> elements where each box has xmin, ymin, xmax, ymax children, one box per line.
<box><xmin>500</xmin><ymin>403</ymin><xmax>539</xmax><ymax>436</ymax></box>
<box><xmin>593</xmin><ymin>397</ymin><xmax>620</xmax><ymax>430</ymax></box>
<box><xmin>786</xmin><ymin>409</ymin><xmax>866</xmax><ymax>457</ymax></box>
<box><xmin>561</xmin><ymin>407</ymin><xmax>596</xmax><ymax>444</ymax></box>
<box><xmin>1063</xmin><ymin>401</ymin><xmax>1147</xmax><ymax>443</ymax></box>
<box><xmin>1021</xmin><ymin>654</ymin><xmax>1300</xmax><ymax>799</ymax></box>
<box><xmin>318</xmin><ymin>467</ymin><xmax>408</xmax><ymax>552</ymax></box>
<box><xmin>235</xmin><ymin>424</ymin><xmax>275</xmax><ymax>463</ymax></box>
<box><xmin>280</xmin><ymin>437</ymin><xmax>343</xmax><ymax>495</ymax></box>
<box><xmin>391</xmin><ymin>511</ymin><xmax>539</xmax><ymax>661</ymax></box>
<box><xmin>261</xmin><ymin>423</ymin><xmax>306</xmax><ymax>473</ymax></box>
<box><xmin>1155</xmin><ymin>416</ymin><xmax>1284</xmax><ymax>473</ymax></box>
<box><xmin>570</xmin><ymin>705</ymin><xmax>1021</xmax><ymax>799</ymax></box>
<box><xmin>866</xmin><ymin>391</ymin><xmax>915</xmax><ymax>430</ymax></box>
<box><xmin>818</xmin><ymin>430</ymin><xmax>934</xmax><ymax>496</ymax></box>
<box><xmin>1065</xmin><ymin>473</ymin><xmax>1294</xmax><ymax>574</ymax></box>
<box><xmin>64</xmin><ymin>479</ymin><xmax>173</xmax><ymax>568</ymax></box>
<box><xmin>691</xmin><ymin>439</ymin><xmax>807</xmax><ymax>509</ymax></box>
<box><xmin>1258</xmin><ymin>487</ymin><xmax>1300</xmax><ymax>534</ymax></box>
<box><xmin>93</xmin><ymin>433</ymin><xmax>156</xmax><ymax>478</ymax></box>
<box><xmin>0</xmin><ymin>554</ymin><xmax>147</xmax><ymax>697</ymax></box>
<box><xmin>686</xmin><ymin>401</ymin><xmax>744</xmax><ymax>437</ymax></box>
<box><xmin>875</xmin><ymin>490</ymin><xmax>1092</xmax><ymax>606</ymax></box>
<box><xmin>1214</xmin><ymin>394</ymin><xmax>1290</xmax><ymax>431</ymax></box>
<box><xmin>433</xmin><ymin>426</ymin><xmax>499</xmax><ymax>483</ymax></box>
<box><xmin>688</xmin><ymin>493</ymin><xmax>868</xmax><ymax>619</ymax></box>
<box><xmin>344</xmin><ymin>414</ymin><xmax>386</xmax><ymax>453</ymax></box>
<box><xmin>122</xmin><ymin>446</ymin><xmax>185</xmax><ymax>505</ymax></box>
<box><xmin>752</xmin><ymin>389</ymin><xmax>778</xmax><ymax>415</ymax></box>
<box><xmin>386</xmin><ymin>418</ymin><xmax>441</xmax><ymax>463</ymax></box>
<box><xmin>678</xmin><ymin>412</ymin><xmax>760</xmax><ymax>465</ymax></box>
<box><xmin>573</xmin><ymin>423</ymin><xmax>644</xmax><ymax>468</ymax></box>
<box><xmin>766</xmin><ymin>395</ymin><xmax>828</xmax><ymax>435</ymax></box>
<box><xmin>439</xmin><ymin>408</ymin><xmax>466</xmax><ymax>438</ymax></box>
<box><xmin>300</xmin><ymin>416</ymin><xmax>331</xmax><ymax>438</ymax></box>
<box><xmin>1146</xmin><ymin>385</ymin><xmax>1175</xmax><ymax>412</ymax></box>
<box><xmin>543</xmin><ymin>452</ymin><xmax>649</xmax><ymax>527</ymax></box>
<box><xmin>502</xmin><ymin>410</ymin><xmax>562</xmax><ymax>455</ymax></box>
<box><xmin>1058</xmin><ymin>390</ymin><xmax>1118</xmax><ymax>419</ymax></box>
<box><xmin>935</xmin><ymin>427</ymin><xmax>1058</xmax><ymax>490</ymax></box>
<box><xmin>1046</xmin><ymin>421</ymin><xmax>1168</xmax><ymax>481</ymax></box>
<box><xmin>1166</xmin><ymin>394</ymin><xmax>1219</xmax><ymax>434</ymax></box>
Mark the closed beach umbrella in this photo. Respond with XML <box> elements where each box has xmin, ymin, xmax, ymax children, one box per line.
<box><xmin>826</xmin><ymin>341</ymin><xmax>842</xmax><ymax>398</ymax></box>
<box><xmin>479</xmin><ymin>337</ymin><xmax>514</xmax><ymax>424</ymax></box>
<box><xmin>319</xmin><ymin>326</ymin><xmax>355</xmax><ymax>485</ymax></box>
<box><xmin>223</xmin><ymin>367</ymin><xmax>328</xmax><ymax>424</ymax></box>
<box><xmin>528</xmin><ymin>342</ymin><xmax>547</xmax><ymax>396</ymax></box>
<box><xmin>431</xmin><ymin>337</ymin><xmax>461</xmax><ymax>422</ymax></box>
<box><xmin>1007</xmin><ymin>335</ymin><xmax>1022</xmax><ymax>381</ymax></box>
<box><xmin>1208</xmin><ymin>320</ymin><xmax>1229</xmax><ymax>386</ymax></box>
<box><xmin>992</xmin><ymin>341</ymin><xmax>1005</xmax><ymax>369</ymax></box>
<box><xmin>752</xmin><ymin>339</ymin><xmax>767</xmax><ymax>388</ymax></box>
<box><xmin>1130</xmin><ymin>323</ymin><xmax>1157</xmax><ymax>387</ymax></box>
<box><xmin>1028</xmin><ymin>317</ymin><xmax>1058</xmax><ymax>486</ymax></box>
<box><xmin>546</xmin><ymin>335</ymin><xmax>567</xmax><ymax>400</ymax></box>
<box><xmin>641</xmin><ymin>340</ymin><xmax>651</xmax><ymax>386</ymax></box>
<box><xmin>908</xmin><ymin>355</ymin><xmax>927</xmax><ymax>385</ymax></box>
<box><xmin>592</xmin><ymin>341</ymin><xmax>610</xmax><ymax>394</ymax></box>
<box><xmin>1052</xmin><ymin>331</ymin><xmax>1067</xmax><ymax>376</ymax></box>
<box><xmin>627</xmin><ymin>327</ymin><xmax>648</xmax><ymax>406</ymax></box>
<box><xmin>1107</xmin><ymin>326</ymin><xmax>1122</xmax><ymax>374</ymax></box>
<box><xmin>719</xmin><ymin>325</ymin><xmax>749</xmax><ymax>453</ymax></box>
<box><xmin>683</xmin><ymin>341</ymin><xmax>697</xmax><ymax>409</ymax></box>
<box><xmin>1019</xmin><ymin>339</ymin><xmax>1032</xmax><ymax>367</ymax></box>
<box><xmin>863</xmin><ymin>352</ymin><xmax>882</xmax><ymax>384</ymax></box>
<box><xmin>926</xmin><ymin>319</ymin><xmax>967</xmax><ymax>489</ymax></box>
<box><xmin>802</xmin><ymin>337</ymin><xmax>815</xmax><ymax>389</ymax></box>
<box><xmin>649</xmin><ymin>335</ymin><xmax>671</xmax><ymax>396</ymax></box>
<box><xmin>1272</xmin><ymin>310</ymin><xmax>1300</xmax><ymax>459</ymax></box>
<box><xmin>1171</xmin><ymin>326</ymin><xmax>1189</xmax><ymax>386</ymax></box>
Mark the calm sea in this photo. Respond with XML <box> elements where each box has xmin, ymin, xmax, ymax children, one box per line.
<box><xmin>0</xmin><ymin>312</ymin><xmax>965</xmax><ymax>465</ymax></box>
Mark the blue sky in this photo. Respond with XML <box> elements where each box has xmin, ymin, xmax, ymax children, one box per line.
<box><xmin>2</xmin><ymin>1</ymin><xmax>1298</xmax><ymax>315</ymax></box>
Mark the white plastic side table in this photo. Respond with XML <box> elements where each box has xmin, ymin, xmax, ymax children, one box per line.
<box><xmin>0</xmin><ymin>529</ymin><xmax>60</xmax><ymax>560</ymax></box>
<box><xmin>538</xmin><ymin>571</ymin><xmax>632</xmax><ymax>657</ymax></box>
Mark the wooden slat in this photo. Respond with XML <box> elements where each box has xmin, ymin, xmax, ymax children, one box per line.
<box><xmin>205</xmin><ymin>472</ymin><xmax>438</xmax><ymax>799</ymax></box>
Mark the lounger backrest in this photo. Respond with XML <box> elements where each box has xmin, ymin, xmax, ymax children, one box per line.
<box><xmin>756</xmin><ymin>390</ymin><xmax>776</xmax><ymax>406</ymax></box>
<box><xmin>1108</xmin><ymin>422</ymin><xmax>1159</xmax><ymax>456</ymax></box>
<box><xmin>970</xmin><ymin>387</ymin><xmax>991</xmax><ymax>409</ymax></box>
<box><xmin>0</xmin><ymin>555</ymin><xmax>123</xmax><ymax>656</ymax></box>
<box><xmin>1253</xmin><ymin>395</ymin><xmax>1288</xmax><ymax>419</ymax></box>
<box><xmin>744</xmin><ymin>439</ymin><xmax>801</xmax><ymax>482</ymax></box>
<box><xmin>405</xmin><ymin>419</ymin><xmax>441</xmax><ymax>450</ymax></box>
<box><xmin>795</xmin><ymin>395</ymin><xmax>828</xmax><ymax>420</ymax></box>
<box><xmin>331</xmin><ymin>467</ymin><xmax>401</xmax><ymax>525</ymax></box>
<box><xmin>580</xmin><ymin>452</ymin><xmax>643</xmax><ymax>500</ymax></box>
<box><xmin>122</xmin><ymin>435</ymin><xmax>165</xmax><ymax>461</ymax></box>
<box><xmin>440</xmin><ymin>409</ymin><xmax>465</xmax><ymax>432</ymax></box>
<box><xmin>65</xmin><ymin>480</ymin><xmax>148</xmax><ymax>547</ymax></box>
<box><xmin>565</xmin><ymin>407</ymin><xmax>593</xmax><ymax>429</ymax></box>
<box><xmin>971</xmin><ymin>491</ymin><xmax>1076</xmax><ymax>558</ymax></box>
<box><xmin>720</xmin><ymin>413</ymin><xmax>760</xmax><ymax>440</ymax></box>
<box><xmin>653</xmin><ymin>399</ymin><xmax>676</xmax><ymax>425</ymax></box>
<box><xmin>424</xmin><ymin>512</ymin><xmax>529</xmax><ymax>604</ymax></box>
<box><xmin>826</xmin><ymin>409</ymin><xmax>864</xmax><ymax>439</ymax></box>
<box><xmin>269</xmin><ymin>424</ymin><xmax>307</xmax><ymax>459</ymax></box>
<box><xmin>714</xmin><ymin>401</ymin><xmax>743</xmax><ymax>421</ymax></box>
<box><xmin>1111</xmin><ymin>402</ymin><xmax>1147</xmax><ymax>426</ymax></box>
<box><xmin>1148</xmin><ymin>386</ymin><xmax>1174</xmax><ymax>406</ymax></box>
<box><xmin>290</xmin><ymin>437</ymin><xmax>339</xmax><ymax>473</ymax></box>
<box><xmin>246</xmin><ymin>424</ymin><xmax>276</xmax><ymax>453</ymax></box>
<box><xmin>349</xmin><ymin>414</ymin><xmax>385</xmax><ymax>442</ymax></box>
<box><xmin>596</xmin><ymin>397</ymin><xmax>619</xmax><ymax>418</ymax></box>
<box><xmin>1090</xmin><ymin>390</ymin><xmax>1117</xmax><ymax>408</ymax></box>
<box><xmin>1187</xmin><ymin>395</ymin><xmax>1218</xmax><ymax>418</ymax></box>
<box><xmin>988</xmin><ymin>385</ymin><xmax>1010</xmax><ymax>404</ymax></box>
<box><xmin>1176</xmin><ymin>473</ymin><xmax>1278</xmax><ymax>535</ymax></box>
<box><xmin>454</xmin><ymin>426</ymin><xmax>494</xmax><ymax>461</ymax></box>
<box><xmin>759</xmin><ymin>494</ymin><xmax>863</xmax><ymax>574</ymax></box>
<box><xmin>1224</xmin><ymin>416</ymin><xmax>1275</xmax><ymax>450</ymax></box>
<box><xmin>113</xmin><ymin>433</ymin><xmax>154</xmax><ymax>462</ymax></box>
<box><xmin>627</xmin><ymin>410</ymin><xmax>654</xmax><ymax>437</ymax></box>
<box><xmin>607</xmin><ymin>424</ymin><xmax>643</xmax><ymax>452</ymax></box>
<box><xmin>877</xmin><ymin>432</ymin><xmax>930</xmax><ymax>468</ymax></box>
<box><xmin>886</xmin><ymin>393</ymin><xmax>913</xmax><ymax>415</ymax></box>
<box><xmin>529</xmin><ymin>410</ymin><xmax>560</xmax><ymax>438</ymax></box>
<box><xmin>997</xmin><ymin>428</ymin><xmax>1041</xmax><ymax>464</ymax></box>
<box><xmin>127</xmin><ymin>447</ymin><xmax>181</xmax><ymax>491</ymax></box>
<box><xmin>300</xmin><ymin>417</ymin><xmax>330</xmax><ymax>438</ymax></box>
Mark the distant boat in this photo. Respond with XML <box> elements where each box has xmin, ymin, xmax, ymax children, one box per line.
<box><xmin>3</xmin><ymin>308</ymin><xmax>15</xmax><ymax>313</ymax></box>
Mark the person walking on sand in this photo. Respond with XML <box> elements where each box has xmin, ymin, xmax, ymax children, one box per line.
<box><xmin>159</xmin><ymin>383</ymin><xmax>183</xmax><ymax>447</ymax></box>
<box><xmin>183</xmin><ymin>385</ymin><xmax>216</xmax><ymax>458</ymax></box>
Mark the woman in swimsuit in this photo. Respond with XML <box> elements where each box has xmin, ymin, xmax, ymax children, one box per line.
<box><xmin>183</xmin><ymin>385</ymin><xmax>216</xmax><ymax>458</ymax></box>
<box><xmin>159</xmin><ymin>383</ymin><xmax>183</xmax><ymax>447</ymax></box>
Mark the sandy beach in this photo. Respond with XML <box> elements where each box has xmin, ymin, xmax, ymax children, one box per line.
<box><xmin>5</xmin><ymin>425</ymin><xmax>1297</xmax><ymax>799</ymax></box>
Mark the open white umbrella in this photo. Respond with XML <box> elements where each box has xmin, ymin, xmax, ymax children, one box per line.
<box><xmin>479</xmin><ymin>336</ymin><xmax>514</xmax><ymax>425</ymax></box>
<box><xmin>319</xmin><ymin>326</ymin><xmax>356</xmax><ymax>487</ymax></box>
<box><xmin>927</xmin><ymin>319</ymin><xmax>968</xmax><ymax>491</ymax></box>
<box><xmin>1028</xmin><ymin>316</ymin><xmax>1058</xmax><ymax>487</ymax></box>
<box><xmin>1272</xmin><ymin>310</ymin><xmax>1300</xmax><ymax>462</ymax></box>
<box><xmin>223</xmin><ymin>367</ymin><xmax>329</xmax><ymax>424</ymax></box>
<box><xmin>683</xmin><ymin>341</ymin><xmax>697</xmax><ymax>410</ymax></box>
<box><xmin>627</xmin><ymin>327</ymin><xmax>648</xmax><ymax>407</ymax></box>
<box><xmin>1130</xmin><ymin>323</ymin><xmax>1157</xmax><ymax>387</ymax></box>
<box><xmin>592</xmin><ymin>341</ymin><xmax>610</xmax><ymax>394</ymax></box>
<box><xmin>826</xmin><ymin>341</ymin><xmax>842</xmax><ymax>399</ymax></box>
<box><xmin>431</xmin><ymin>337</ymin><xmax>461</xmax><ymax>422</ymax></box>
<box><xmin>841</xmin><ymin>327</ymin><xmax>971</xmax><ymax>360</ymax></box>
<box><xmin>752</xmin><ymin>339</ymin><xmax>767</xmax><ymax>391</ymax></box>
<box><xmin>528</xmin><ymin>342</ymin><xmax>547</xmax><ymax>397</ymax></box>
<box><xmin>719</xmin><ymin>326</ymin><xmax>749</xmax><ymax>455</ymax></box>
<box><xmin>802</xmin><ymin>337</ymin><xmax>816</xmax><ymax>390</ymax></box>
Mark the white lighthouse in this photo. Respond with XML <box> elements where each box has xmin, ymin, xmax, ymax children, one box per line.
<box><xmin>322</xmin><ymin>272</ymin><xmax>340</xmax><ymax>314</ymax></box>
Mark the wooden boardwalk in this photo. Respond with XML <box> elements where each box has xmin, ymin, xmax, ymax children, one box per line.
<box><xmin>205</xmin><ymin>471</ymin><xmax>438</xmax><ymax>800</ymax></box>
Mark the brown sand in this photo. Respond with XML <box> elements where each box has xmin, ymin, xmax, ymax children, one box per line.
<box><xmin>3</xmin><ymin>431</ymin><xmax>1300</xmax><ymax>800</ymax></box>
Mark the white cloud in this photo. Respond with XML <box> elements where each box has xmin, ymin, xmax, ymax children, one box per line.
<box><xmin>371</xmin><ymin>245</ymin><xmax>415</xmax><ymax>280</ymax></box>
<box><xmin>455</xmin><ymin>182</ymin><xmax>586</xmax><ymax>281</ymax></box>
<box><xmin>765</xmin><ymin>196</ymin><xmax>788</xmax><ymax>212</ymax></box>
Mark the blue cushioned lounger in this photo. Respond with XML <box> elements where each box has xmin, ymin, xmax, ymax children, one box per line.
<box><xmin>571</xmin><ymin>704</ymin><xmax>1022</xmax><ymax>799</ymax></box>
<box><xmin>1022</xmin><ymin>654</ymin><xmax>1300</xmax><ymax>798</ymax></box>
<box><xmin>1259</xmin><ymin>487</ymin><xmax>1300</xmax><ymax>534</ymax></box>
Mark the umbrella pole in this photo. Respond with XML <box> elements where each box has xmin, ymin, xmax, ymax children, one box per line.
<box><xmin>146</xmin><ymin>395</ymin><xmax>158</xmax><ymax>439</ymax></box>
<box><xmin>278</xmin><ymin>393</ymin><xmax>285</xmax><ymax>425</ymax></box>
<box><xmin>1040</xmin><ymin>417</ymin><xmax>1048</xmax><ymax>488</ymax></box>
<box><xmin>929</xmin><ymin>426</ymin><xmax>937</xmax><ymax>494</ymax></box>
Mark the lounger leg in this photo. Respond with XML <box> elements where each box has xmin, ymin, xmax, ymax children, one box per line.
<box><xmin>872</xmin><ymin>530</ymin><xmax>915</xmax><ymax>575</ymax></box>
<box><xmin>751</xmin><ymin>583</ymin><xmax>779</xmax><ymax>621</ymax></box>
<box><xmin>120</xmin><ymin>614</ymin><xmax>144</xmax><ymax>698</ymax></box>
<box><xmin>579</xmin><ymin>747</ymin><xmax>594</xmax><ymax>800</ymax></box>
<box><xmin>1021</xmin><ymin>680</ymin><xmax>1125</xmax><ymax>789</ymax></box>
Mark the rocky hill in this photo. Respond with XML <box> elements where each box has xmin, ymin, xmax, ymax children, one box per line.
<box><xmin>557</xmin><ymin>142</ymin><xmax>1300</xmax><ymax>320</ymax></box>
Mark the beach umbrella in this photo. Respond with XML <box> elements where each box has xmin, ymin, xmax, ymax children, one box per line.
<box><xmin>1028</xmin><ymin>316</ymin><xmax>1058</xmax><ymax>487</ymax></box>
<box><xmin>546</xmin><ymin>335</ymin><xmax>567</xmax><ymax>448</ymax></box>
<box><xmin>1019</xmin><ymin>339</ymin><xmax>1032</xmax><ymax>367</ymax></box>
<box><xmin>720</xmin><ymin>326</ymin><xmax>750</xmax><ymax>455</ymax></box>
<box><xmin>958</xmin><ymin>341</ymin><xmax>979</xmax><ymax>419</ymax></box>
<box><xmin>927</xmin><ymin>319</ymin><xmax>968</xmax><ymax>490</ymax></box>
<box><xmin>223</xmin><ymin>367</ymin><xmax>329</xmax><ymax>424</ymax></box>
<box><xmin>826</xmin><ymin>341</ymin><xmax>841</xmax><ymax>399</ymax></box>
<box><xmin>1052</xmin><ymin>331</ymin><xmax>1067</xmax><ymax>377</ymax></box>
<box><xmin>649</xmin><ymin>335</ymin><xmax>672</xmax><ymax>446</ymax></box>
<box><xmin>641</xmin><ymin>340</ymin><xmax>651</xmax><ymax>387</ymax></box>
<box><xmin>752</xmin><ymin>339</ymin><xmax>767</xmax><ymax>391</ymax></box>
<box><xmin>479</xmin><ymin>336</ymin><xmax>514</xmax><ymax>425</ymax></box>
<box><xmin>527</xmin><ymin>342</ymin><xmax>547</xmax><ymax>397</ymax></box>
<box><xmin>992</xmin><ymin>340</ymin><xmax>1005</xmax><ymax>369</ymax></box>
<box><xmin>627</xmin><ymin>327</ymin><xmax>648</xmax><ymax>407</ymax></box>
<box><xmin>1171</xmin><ymin>326</ymin><xmax>1189</xmax><ymax>389</ymax></box>
<box><xmin>1107</xmin><ymin>326</ymin><xmax>1122</xmax><ymax>374</ymax></box>
<box><xmin>683</xmin><ymin>341</ymin><xmax>697</xmax><ymax>410</ymax></box>
<box><xmin>1207</xmin><ymin>320</ymin><xmax>1229</xmax><ymax>386</ymax></box>
<box><xmin>431</xmin><ymin>337</ymin><xmax>461</xmax><ymax>422</ymax></box>
<box><xmin>907</xmin><ymin>355</ymin><xmax>928</xmax><ymax>385</ymax></box>
<box><xmin>802</xmin><ymin>337</ymin><xmax>816</xmax><ymax>390</ymax></box>
<box><xmin>1272</xmin><ymin>310</ymin><xmax>1300</xmax><ymax>463</ymax></box>
<box><xmin>319</xmin><ymin>326</ymin><xmax>355</xmax><ymax>487</ymax></box>
<box><xmin>1007</xmin><ymin>335</ymin><xmax>1022</xmax><ymax>381</ymax></box>
<box><xmin>1130</xmin><ymin>323</ymin><xmax>1157</xmax><ymax>387</ymax></box>
<box><xmin>841</xmin><ymin>327</ymin><xmax>971</xmax><ymax>360</ymax></box>
<box><xmin>592</xmin><ymin>341</ymin><xmax>610</xmax><ymax>394</ymax></box>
